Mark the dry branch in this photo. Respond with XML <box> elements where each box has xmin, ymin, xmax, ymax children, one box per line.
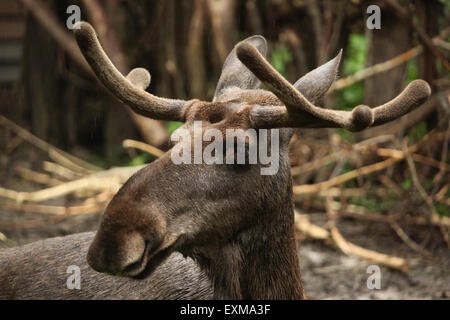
<box><xmin>14</xmin><ymin>166</ymin><xmax>63</xmax><ymax>186</ymax></box>
<box><xmin>294</xmin><ymin>212</ymin><xmax>330</xmax><ymax>240</ymax></box>
<box><xmin>0</xmin><ymin>166</ymin><xmax>143</xmax><ymax>203</ymax></box>
<box><xmin>332</xmin><ymin>29</ymin><xmax>449</xmax><ymax>91</ymax></box>
<box><xmin>332</xmin><ymin>46</ymin><xmax>422</xmax><ymax>91</ymax></box>
<box><xmin>122</xmin><ymin>139</ymin><xmax>165</xmax><ymax>158</ymax></box>
<box><xmin>330</xmin><ymin>226</ymin><xmax>409</xmax><ymax>272</ymax></box>
<box><xmin>293</xmin><ymin>129</ymin><xmax>444</xmax><ymax>195</ymax></box>
<box><xmin>0</xmin><ymin>213</ymin><xmax>71</xmax><ymax>230</ymax></box>
<box><xmin>0</xmin><ymin>115</ymin><xmax>100</xmax><ymax>173</ymax></box>
<box><xmin>2</xmin><ymin>201</ymin><xmax>108</xmax><ymax>216</ymax></box>
<box><xmin>390</xmin><ymin>220</ymin><xmax>432</xmax><ymax>256</ymax></box>
<box><xmin>42</xmin><ymin>161</ymin><xmax>82</xmax><ymax>180</ymax></box>
<box><xmin>293</xmin><ymin>157</ymin><xmax>401</xmax><ymax>195</ymax></box>
<box><xmin>291</xmin><ymin>135</ymin><xmax>395</xmax><ymax>177</ymax></box>
<box><xmin>294</xmin><ymin>211</ymin><xmax>409</xmax><ymax>271</ymax></box>
<box><xmin>385</xmin><ymin>0</ymin><xmax>450</xmax><ymax>70</ymax></box>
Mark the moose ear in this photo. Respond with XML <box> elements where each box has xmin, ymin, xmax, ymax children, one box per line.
<box><xmin>293</xmin><ymin>50</ymin><xmax>342</xmax><ymax>104</ymax></box>
<box><xmin>213</xmin><ymin>35</ymin><xmax>268</xmax><ymax>100</ymax></box>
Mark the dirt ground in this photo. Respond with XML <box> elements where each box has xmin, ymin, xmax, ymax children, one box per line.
<box><xmin>1</xmin><ymin>207</ymin><xmax>449</xmax><ymax>300</ymax></box>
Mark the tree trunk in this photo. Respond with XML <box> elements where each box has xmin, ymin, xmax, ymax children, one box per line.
<box><xmin>23</xmin><ymin>3</ymin><xmax>61</xmax><ymax>145</ymax></box>
<box><xmin>363</xmin><ymin>9</ymin><xmax>410</xmax><ymax>106</ymax></box>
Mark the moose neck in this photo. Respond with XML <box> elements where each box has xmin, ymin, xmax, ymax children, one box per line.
<box><xmin>193</xmin><ymin>168</ymin><xmax>306</xmax><ymax>299</ymax></box>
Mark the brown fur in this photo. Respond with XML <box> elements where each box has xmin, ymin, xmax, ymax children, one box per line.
<box><xmin>0</xmin><ymin>21</ymin><xmax>430</xmax><ymax>300</ymax></box>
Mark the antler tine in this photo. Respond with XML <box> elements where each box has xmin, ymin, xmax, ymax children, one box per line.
<box><xmin>236</xmin><ymin>42</ymin><xmax>431</xmax><ymax>131</ymax></box>
<box><xmin>73</xmin><ymin>21</ymin><xmax>192</xmax><ymax>122</ymax></box>
<box><xmin>126</xmin><ymin>68</ymin><xmax>151</xmax><ymax>91</ymax></box>
<box><xmin>372</xmin><ymin>80</ymin><xmax>431</xmax><ymax>126</ymax></box>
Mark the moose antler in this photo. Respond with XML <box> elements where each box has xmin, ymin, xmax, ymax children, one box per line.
<box><xmin>236</xmin><ymin>42</ymin><xmax>431</xmax><ymax>131</ymax></box>
<box><xmin>73</xmin><ymin>22</ymin><xmax>193</xmax><ymax>122</ymax></box>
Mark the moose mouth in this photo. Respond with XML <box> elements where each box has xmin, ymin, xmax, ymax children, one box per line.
<box><xmin>122</xmin><ymin>239</ymin><xmax>178</xmax><ymax>279</ymax></box>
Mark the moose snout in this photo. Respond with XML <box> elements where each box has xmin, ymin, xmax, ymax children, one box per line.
<box><xmin>87</xmin><ymin>231</ymin><xmax>147</xmax><ymax>276</ymax></box>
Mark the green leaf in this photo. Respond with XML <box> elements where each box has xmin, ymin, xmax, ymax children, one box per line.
<box><xmin>434</xmin><ymin>203</ymin><xmax>449</xmax><ymax>217</ymax></box>
<box><xmin>168</xmin><ymin>121</ymin><xmax>183</xmax><ymax>135</ymax></box>
<box><xmin>402</xmin><ymin>177</ymin><xmax>412</xmax><ymax>191</ymax></box>
<box><xmin>408</xmin><ymin>121</ymin><xmax>427</xmax><ymax>142</ymax></box>
<box><xmin>127</xmin><ymin>153</ymin><xmax>150</xmax><ymax>167</ymax></box>
<box><xmin>337</xmin><ymin>34</ymin><xmax>368</xmax><ymax>109</ymax></box>
<box><xmin>270</xmin><ymin>44</ymin><xmax>292</xmax><ymax>78</ymax></box>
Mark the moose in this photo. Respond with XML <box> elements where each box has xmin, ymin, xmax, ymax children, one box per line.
<box><xmin>0</xmin><ymin>21</ymin><xmax>430</xmax><ymax>299</ymax></box>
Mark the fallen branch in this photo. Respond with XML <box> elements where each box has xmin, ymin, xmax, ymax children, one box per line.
<box><xmin>330</xmin><ymin>226</ymin><xmax>409</xmax><ymax>272</ymax></box>
<box><xmin>0</xmin><ymin>213</ymin><xmax>70</xmax><ymax>230</ymax></box>
<box><xmin>338</xmin><ymin>204</ymin><xmax>450</xmax><ymax>228</ymax></box>
<box><xmin>0</xmin><ymin>115</ymin><xmax>100</xmax><ymax>173</ymax></box>
<box><xmin>14</xmin><ymin>166</ymin><xmax>63</xmax><ymax>186</ymax></box>
<box><xmin>2</xmin><ymin>200</ymin><xmax>108</xmax><ymax>216</ymax></box>
<box><xmin>294</xmin><ymin>212</ymin><xmax>330</xmax><ymax>240</ymax></box>
<box><xmin>0</xmin><ymin>232</ymin><xmax>17</xmax><ymax>247</ymax></box>
<box><xmin>0</xmin><ymin>166</ymin><xmax>143</xmax><ymax>203</ymax></box>
<box><xmin>294</xmin><ymin>211</ymin><xmax>409</xmax><ymax>271</ymax></box>
<box><xmin>390</xmin><ymin>220</ymin><xmax>432</xmax><ymax>257</ymax></box>
<box><xmin>293</xmin><ymin>130</ymin><xmax>444</xmax><ymax>195</ymax></box>
<box><xmin>42</xmin><ymin>161</ymin><xmax>82</xmax><ymax>180</ymax></box>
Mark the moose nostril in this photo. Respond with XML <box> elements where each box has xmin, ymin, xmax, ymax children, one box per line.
<box><xmin>121</xmin><ymin>240</ymin><xmax>149</xmax><ymax>275</ymax></box>
<box><xmin>122</xmin><ymin>260</ymin><xmax>143</xmax><ymax>275</ymax></box>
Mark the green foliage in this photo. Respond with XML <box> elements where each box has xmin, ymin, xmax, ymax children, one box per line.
<box><xmin>127</xmin><ymin>153</ymin><xmax>151</xmax><ymax>167</ymax></box>
<box><xmin>85</xmin><ymin>154</ymin><xmax>108</xmax><ymax>169</ymax></box>
<box><xmin>408</xmin><ymin>121</ymin><xmax>427</xmax><ymax>142</ymax></box>
<box><xmin>168</xmin><ymin>121</ymin><xmax>183</xmax><ymax>135</ymax></box>
<box><xmin>423</xmin><ymin>178</ymin><xmax>434</xmax><ymax>189</ymax></box>
<box><xmin>87</xmin><ymin>148</ymin><xmax>149</xmax><ymax>169</ymax></box>
<box><xmin>438</xmin><ymin>0</ymin><xmax>450</xmax><ymax>13</ymax></box>
<box><xmin>406</xmin><ymin>58</ymin><xmax>419</xmax><ymax>83</ymax></box>
<box><xmin>337</xmin><ymin>34</ymin><xmax>368</xmax><ymax>110</ymax></box>
<box><xmin>270</xmin><ymin>44</ymin><xmax>292</xmax><ymax>78</ymax></box>
<box><xmin>353</xmin><ymin>197</ymin><xmax>380</xmax><ymax>212</ymax></box>
<box><xmin>402</xmin><ymin>177</ymin><xmax>412</xmax><ymax>191</ymax></box>
<box><xmin>435</xmin><ymin>203</ymin><xmax>449</xmax><ymax>217</ymax></box>
<box><xmin>352</xmin><ymin>193</ymin><xmax>399</xmax><ymax>212</ymax></box>
<box><xmin>342</xmin><ymin>34</ymin><xmax>367</xmax><ymax>74</ymax></box>
<box><xmin>335</xmin><ymin>128</ymin><xmax>356</xmax><ymax>143</ymax></box>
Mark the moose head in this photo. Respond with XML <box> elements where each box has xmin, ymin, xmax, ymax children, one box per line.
<box><xmin>74</xmin><ymin>21</ymin><xmax>430</xmax><ymax>299</ymax></box>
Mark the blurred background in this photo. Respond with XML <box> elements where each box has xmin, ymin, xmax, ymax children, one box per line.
<box><xmin>0</xmin><ymin>0</ymin><xmax>449</xmax><ymax>299</ymax></box>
